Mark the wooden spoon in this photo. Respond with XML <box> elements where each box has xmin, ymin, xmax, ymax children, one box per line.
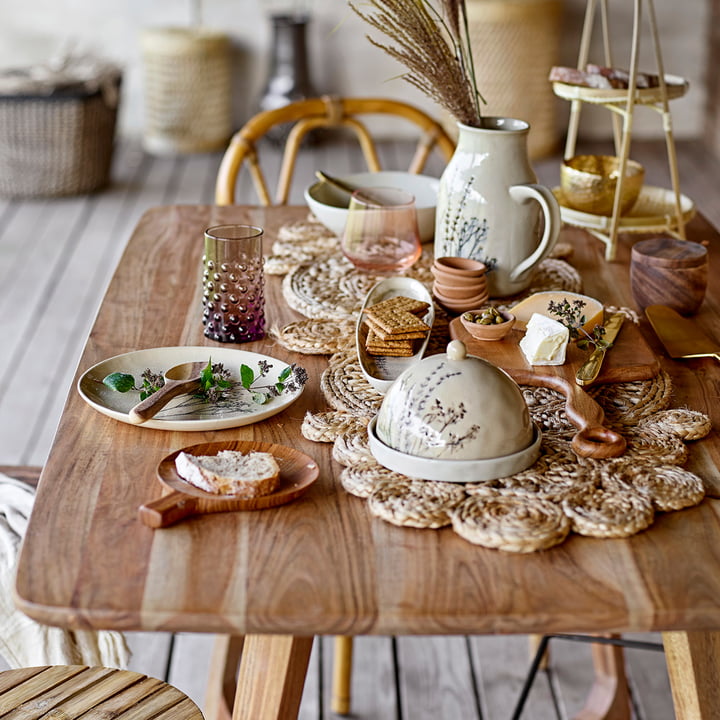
<box><xmin>128</xmin><ymin>361</ymin><xmax>207</xmax><ymax>425</ymax></box>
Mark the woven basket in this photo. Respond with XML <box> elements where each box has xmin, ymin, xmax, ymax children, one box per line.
<box><xmin>0</xmin><ymin>79</ymin><xmax>120</xmax><ymax>198</ymax></box>
<box><xmin>460</xmin><ymin>0</ymin><xmax>563</xmax><ymax>159</ymax></box>
<box><xmin>141</xmin><ymin>28</ymin><xmax>232</xmax><ymax>155</ymax></box>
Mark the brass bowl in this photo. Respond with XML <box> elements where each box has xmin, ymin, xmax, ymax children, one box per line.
<box><xmin>560</xmin><ymin>155</ymin><xmax>645</xmax><ymax>216</ymax></box>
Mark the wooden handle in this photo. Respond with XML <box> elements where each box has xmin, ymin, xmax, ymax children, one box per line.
<box><xmin>554</xmin><ymin>378</ymin><xmax>627</xmax><ymax>458</ymax></box>
<box><xmin>572</xmin><ymin>426</ymin><xmax>627</xmax><ymax>458</ymax></box>
<box><xmin>128</xmin><ymin>380</ymin><xmax>200</xmax><ymax>424</ymax></box>
<box><xmin>138</xmin><ymin>492</ymin><xmax>201</xmax><ymax>528</ymax></box>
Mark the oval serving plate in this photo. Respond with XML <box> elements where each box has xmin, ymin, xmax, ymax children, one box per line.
<box><xmin>139</xmin><ymin>440</ymin><xmax>320</xmax><ymax>528</ymax></box>
<box><xmin>77</xmin><ymin>346</ymin><xmax>304</xmax><ymax>431</ymax></box>
<box><xmin>357</xmin><ymin>277</ymin><xmax>435</xmax><ymax>394</ymax></box>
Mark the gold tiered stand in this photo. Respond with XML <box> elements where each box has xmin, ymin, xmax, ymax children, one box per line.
<box><xmin>552</xmin><ymin>0</ymin><xmax>695</xmax><ymax>261</ymax></box>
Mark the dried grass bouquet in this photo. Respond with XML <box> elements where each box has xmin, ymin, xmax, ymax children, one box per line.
<box><xmin>349</xmin><ymin>0</ymin><xmax>484</xmax><ymax>127</ymax></box>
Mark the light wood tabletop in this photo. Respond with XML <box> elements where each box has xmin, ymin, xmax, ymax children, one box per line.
<box><xmin>14</xmin><ymin>204</ymin><xmax>720</xmax><ymax>719</ymax></box>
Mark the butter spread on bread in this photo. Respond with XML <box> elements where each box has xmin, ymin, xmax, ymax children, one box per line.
<box><xmin>175</xmin><ymin>450</ymin><xmax>280</xmax><ymax>497</ymax></box>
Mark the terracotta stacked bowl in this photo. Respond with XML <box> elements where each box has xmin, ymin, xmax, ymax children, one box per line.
<box><xmin>431</xmin><ymin>257</ymin><xmax>489</xmax><ymax>313</ymax></box>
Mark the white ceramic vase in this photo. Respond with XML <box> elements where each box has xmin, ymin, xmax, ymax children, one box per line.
<box><xmin>434</xmin><ymin>118</ymin><xmax>561</xmax><ymax>298</ymax></box>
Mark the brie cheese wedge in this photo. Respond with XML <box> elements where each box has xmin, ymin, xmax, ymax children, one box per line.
<box><xmin>519</xmin><ymin>313</ymin><xmax>569</xmax><ymax>366</ymax></box>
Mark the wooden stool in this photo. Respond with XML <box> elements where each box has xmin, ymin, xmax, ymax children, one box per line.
<box><xmin>0</xmin><ymin>665</ymin><xmax>204</xmax><ymax>718</ymax></box>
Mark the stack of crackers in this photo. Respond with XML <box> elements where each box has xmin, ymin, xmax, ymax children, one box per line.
<box><xmin>362</xmin><ymin>295</ymin><xmax>431</xmax><ymax>357</ymax></box>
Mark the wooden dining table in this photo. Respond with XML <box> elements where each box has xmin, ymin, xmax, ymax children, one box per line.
<box><xmin>13</xmin><ymin>203</ymin><xmax>720</xmax><ymax>719</ymax></box>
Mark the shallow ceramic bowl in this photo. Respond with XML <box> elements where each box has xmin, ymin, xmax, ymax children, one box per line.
<box><xmin>304</xmin><ymin>171</ymin><xmax>439</xmax><ymax>241</ymax></box>
<box><xmin>460</xmin><ymin>309</ymin><xmax>515</xmax><ymax>341</ymax></box>
<box><xmin>561</xmin><ymin>155</ymin><xmax>645</xmax><ymax>216</ymax></box>
<box><xmin>432</xmin><ymin>278</ymin><xmax>487</xmax><ymax>300</ymax></box>
<box><xmin>430</xmin><ymin>268</ymin><xmax>488</xmax><ymax>289</ymax></box>
<box><xmin>433</xmin><ymin>288</ymin><xmax>490</xmax><ymax>314</ymax></box>
<box><xmin>433</xmin><ymin>256</ymin><xmax>487</xmax><ymax>277</ymax></box>
<box><xmin>374</xmin><ymin>339</ymin><xmax>536</xmax><ymax>463</ymax></box>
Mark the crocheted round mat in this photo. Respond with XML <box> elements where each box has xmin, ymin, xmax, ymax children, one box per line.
<box><xmin>271</xmin><ymin>219</ymin><xmax>711</xmax><ymax>551</ymax></box>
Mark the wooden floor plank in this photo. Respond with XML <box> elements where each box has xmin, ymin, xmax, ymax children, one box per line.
<box><xmin>167</xmin><ymin>633</ymin><xmax>216</xmax><ymax>710</ymax></box>
<box><xmin>471</xmin><ymin>635</ymin><xmax>559</xmax><ymax>720</ymax></box>
<box><xmin>321</xmin><ymin>636</ymin><xmax>397</xmax><ymax>720</ymax></box>
<box><xmin>397</xmin><ymin>636</ymin><xmax>480</xmax><ymax>720</ymax></box>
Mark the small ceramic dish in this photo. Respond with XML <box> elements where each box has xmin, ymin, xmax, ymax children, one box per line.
<box><xmin>432</xmin><ymin>278</ymin><xmax>487</xmax><ymax>300</ymax></box>
<box><xmin>460</xmin><ymin>308</ymin><xmax>516</xmax><ymax>341</ymax></box>
<box><xmin>356</xmin><ymin>276</ymin><xmax>434</xmax><ymax>394</ymax></box>
<box><xmin>433</xmin><ymin>256</ymin><xmax>487</xmax><ymax>277</ymax></box>
<box><xmin>430</xmin><ymin>270</ymin><xmax>488</xmax><ymax>289</ymax></box>
<box><xmin>433</xmin><ymin>288</ymin><xmax>490</xmax><ymax>314</ymax></box>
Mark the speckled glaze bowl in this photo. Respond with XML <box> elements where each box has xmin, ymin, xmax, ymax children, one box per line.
<box><xmin>374</xmin><ymin>340</ymin><xmax>537</xmax><ymax>463</ymax></box>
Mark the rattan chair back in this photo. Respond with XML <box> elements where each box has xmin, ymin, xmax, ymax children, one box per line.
<box><xmin>215</xmin><ymin>96</ymin><xmax>455</xmax><ymax>206</ymax></box>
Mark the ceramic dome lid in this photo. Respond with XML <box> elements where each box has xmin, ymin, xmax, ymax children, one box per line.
<box><xmin>375</xmin><ymin>340</ymin><xmax>534</xmax><ymax>461</ymax></box>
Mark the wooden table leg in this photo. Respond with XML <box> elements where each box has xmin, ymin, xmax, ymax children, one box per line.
<box><xmin>663</xmin><ymin>630</ymin><xmax>720</xmax><ymax>719</ymax></box>
<box><xmin>331</xmin><ymin>636</ymin><xmax>354</xmax><ymax>715</ymax></box>
<box><xmin>574</xmin><ymin>639</ymin><xmax>631</xmax><ymax>720</ymax></box>
<box><xmin>231</xmin><ymin>634</ymin><xmax>313</xmax><ymax>720</ymax></box>
<box><xmin>205</xmin><ymin>635</ymin><xmax>245</xmax><ymax>720</ymax></box>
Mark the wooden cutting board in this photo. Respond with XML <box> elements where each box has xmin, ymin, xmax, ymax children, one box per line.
<box><xmin>449</xmin><ymin>317</ymin><xmax>660</xmax><ymax>458</ymax></box>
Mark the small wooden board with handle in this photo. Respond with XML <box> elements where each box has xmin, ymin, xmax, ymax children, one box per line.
<box><xmin>139</xmin><ymin>440</ymin><xmax>319</xmax><ymax>528</ymax></box>
<box><xmin>449</xmin><ymin>316</ymin><xmax>660</xmax><ymax>458</ymax></box>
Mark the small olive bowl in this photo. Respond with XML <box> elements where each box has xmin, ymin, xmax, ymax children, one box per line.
<box><xmin>460</xmin><ymin>308</ymin><xmax>515</xmax><ymax>341</ymax></box>
<box><xmin>560</xmin><ymin>155</ymin><xmax>645</xmax><ymax>216</ymax></box>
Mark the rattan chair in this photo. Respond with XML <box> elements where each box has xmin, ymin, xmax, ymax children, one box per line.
<box><xmin>0</xmin><ymin>665</ymin><xmax>204</xmax><ymax>718</ymax></box>
<box><xmin>213</xmin><ymin>96</ymin><xmax>454</xmax><ymax>717</ymax></box>
<box><xmin>215</xmin><ymin>95</ymin><xmax>455</xmax><ymax>206</ymax></box>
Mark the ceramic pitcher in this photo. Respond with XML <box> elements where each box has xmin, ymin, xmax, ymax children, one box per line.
<box><xmin>434</xmin><ymin>118</ymin><xmax>561</xmax><ymax>297</ymax></box>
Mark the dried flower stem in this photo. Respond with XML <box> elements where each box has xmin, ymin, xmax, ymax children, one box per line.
<box><xmin>350</xmin><ymin>0</ymin><xmax>484</xmax><ymax>127</ymax></box>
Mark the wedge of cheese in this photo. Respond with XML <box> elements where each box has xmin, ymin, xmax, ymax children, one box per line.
<box><xmin>519</xmin><ymin>313</ymin><xmax>570</xmax><ymax>366</ymax></box>
<box><xmin>511</xmin><ymin>291</ymin><xmax>604</xmax><ymax>334</ymax></box>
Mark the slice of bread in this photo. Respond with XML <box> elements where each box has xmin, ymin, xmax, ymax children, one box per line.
<box><xmin>175</xmin><ymin>450</ymin><xmax>281</xmax><ymax>498</ymax></box>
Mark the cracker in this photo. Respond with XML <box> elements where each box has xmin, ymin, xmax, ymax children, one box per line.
<box><xmin>364</xmin><ymin>318</ymin><xmax>428</xmax><ymax>341</ymax></box>
<box><xmin>365</xmin><ymin>327</ymin><xmax>414</xmax><ymax>351</ymax></box>
<box><xmin>365</xmin><ymin>346</ymin><xmax>415</xmax><ymax>357</ymax></box>
<box><xmin>450</xmin><ymin>494</ymin><xmax>570</xmax><ymax>553</ymax></box>
<box><xmin>365</xmin><ymin>308</ymin><xmax>431</xmax><ymax>335</ymax></box>
<box><xmin>365</xmin><ymin>295</ymin><xmax>430</xmax><ymax>317</ymax></box>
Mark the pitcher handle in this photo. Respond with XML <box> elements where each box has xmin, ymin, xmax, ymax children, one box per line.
<box><xmin>508</xmin><ymin>184</ymin><xmax>561</xmax><ymax>282</ymax></box>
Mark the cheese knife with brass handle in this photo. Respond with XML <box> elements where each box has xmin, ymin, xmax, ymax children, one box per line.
<box><xmin>575</xmin><ymin>312</ymin><xmax>625</xmax><ymax>386</ymax></box>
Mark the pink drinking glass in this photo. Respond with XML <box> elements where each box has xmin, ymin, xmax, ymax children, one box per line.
<box><xmin>341</xmin><ymin>187</ymin><xmax>422</xmax><ymax>274</ymax></box>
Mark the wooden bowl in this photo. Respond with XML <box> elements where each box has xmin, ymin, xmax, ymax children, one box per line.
<box><xmin>561</xmin><ymin>155</ymin><xmax>644</xmax><ymax>216</ymax></box>
<box><xmin>460</xmin><ymin>308</ymin><xmax>515</xmax><ymax>341</ymax></box>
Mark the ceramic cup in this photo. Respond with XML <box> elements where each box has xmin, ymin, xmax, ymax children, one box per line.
<box><xmin>202</xmin><ymin>224</ymin><xmax>265</xmax><ymax>342</ymax></box>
